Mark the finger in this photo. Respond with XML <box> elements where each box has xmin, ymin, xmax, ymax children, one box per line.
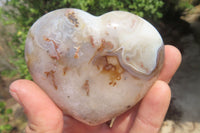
<box><xmin>159</xmin><ymin>45</ymin><xmax>182</xmax><ymax>83</ymax></box>
<box><xmin>111</xmin><ymin>104</ymin><xmax>139</xmax><ymax>133</ymax></box>
<box><xmin>9</xmin><ymin>79</ymin><xmax>63</xmax><ymax>133</ymax></box>
<box><xmin>129</xmin><ymin>80</ymin><xmax>171</xmax><ymax>133</ymax></box>
<box><xmin>63</xmin><ymin>115</ymin><xmax>104</xmax><ymax>133</ymax></box>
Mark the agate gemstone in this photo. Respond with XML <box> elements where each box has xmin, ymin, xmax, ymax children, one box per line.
<box><xmin>25</xmin><ymin>8</ymin><xmax>164</xmax><ymax>125</ymax></box>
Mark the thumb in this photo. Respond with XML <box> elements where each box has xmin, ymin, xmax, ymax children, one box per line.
<box><xmin>9</xmin><ymin>79</ymin><xmax>63</xmax><ymax>133</ymax></box>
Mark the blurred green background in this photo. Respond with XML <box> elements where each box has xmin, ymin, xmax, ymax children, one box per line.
<box><xmin>0</xmin><ymin>0</ymin><xmax>200</xmax><ymax>132</ymax></box>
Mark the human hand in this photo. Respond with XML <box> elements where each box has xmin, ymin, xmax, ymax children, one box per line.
<box><xmin>9</xmin><ymin>45</ymin><xmax>181</xmax><ymax>133</ymax></box>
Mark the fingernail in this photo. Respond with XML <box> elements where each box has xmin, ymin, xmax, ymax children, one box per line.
<box><xmin>9</xmin><ymin>89</ymin><xmax>22</xmax><ymax>105</ymax></box>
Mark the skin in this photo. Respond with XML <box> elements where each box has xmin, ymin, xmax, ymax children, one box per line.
<box><xmin>9</xmin><ymin>45</ymin><xmax>181</xmax><ymax>133</ymax></box>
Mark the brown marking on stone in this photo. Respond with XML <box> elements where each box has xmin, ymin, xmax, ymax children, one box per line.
<box><xmin>93</xmin><ymin>56</ymin><xmax>124</xmax><ymax>86</ymax></box>
<box><xmin>63</xmin><ymin>67</ymin><xmax>68</xmax><ymax>75</ymax></box>
<box><xmin>88</xmin><ymin>40</ymin><xmax>113</xmax><ymax>65</ymax></box>
<box><xmin>103</xmin><ymin>56</ymin><xmax>124</xmax><ymax>84</ymax></box>
<box><xmin>88</xmin><ymin>55</ymin><xmax>94</xmax><ymax>65</ymax></box>
<box><xmin>82</xmin><ymin>80</ymin><xmax>90</xmax><ymax>96</ymax></box>
<box><xmin>65</xmin><ymin>11</ymin><xmax>79</xmax><ymax>27</ymax></box>
<box><xmin>74</xmin><ymin>46</ymin><xmax>80</xmax><ymax>59</ymax></box>
<box><xmin>103</xmin><ymin>64</ymin><xmax>116</xmax><ymax>71</ymax></box>
<box><xmin>44</xmin><ymin>70</ymin><xmax>58</xmax><ymax>90</ymax></box>
<box><xmin>116</xmin><ymin>75</ymin><xmax>121</xmax><ymax>80</ymax></box>
<box><xmin>97</xmin><ymin>39</ymin><xmax>114</xmax><ymax>52</ymax></box>
<box><xmin>43</xmin><ymin>36</ymin><xmax>60</xmax><ymax>60</ymax></box>
<box><xmin>113</xmin><ymin>82</ymin><xmax>117</xmax><ymax>87</ymax></box>
<box><xmin>109</xmin><ymin>81</ymin><xmax>117</xmax><ymax>87</ymax></box>
<box><xmin>103</xmin><ymin>40</ymin><xmax>113</xmax><ymax>50</ymax></box>
<box><xmin>43</xmin><ymin>36</ymin><xmax>50</xmax><ymax>42</ymax></box>
<box><xmin>49</xmin><ymin>55</ymin><xmax>59</xmax><ymax>60</ymax></box>
<box><xmin>89</xmin><ymin>36</ymin><xmax>95</xmax><ymax>48</ymax></box>
<box><xmin>97</xmin><ymin>44</ymin><xmax>104</xmax><ymax>52</ymax></box>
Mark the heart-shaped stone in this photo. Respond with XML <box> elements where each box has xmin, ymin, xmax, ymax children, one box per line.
<box><xmin>25</xmin><ymin>8</ymin><xmax>164</xmax><ymax>126</ymax></box>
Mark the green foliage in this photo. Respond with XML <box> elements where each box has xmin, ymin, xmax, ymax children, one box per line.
<box><xmin>175</xmin><ymin>0</ymin><xmax>194</xmax><ymax>10</ymax></box>
<box><xmin>85</xmin><ymin>0</ymin><xmax>164</xmax><ymax>19</ymax></box>
<box><xmin>0</xmin><ymin>0</ymin><xmax>164</xmax><ymax>79</ymax></box>
<box><xmin>162</xmin><ymin>0</ymin><xmax>194</xmax><ymax>19</ymax></box>
<box><xmin>0</xmin><ymin>101</ymin><xmax>13</xmax><ymax>133</ymax></box>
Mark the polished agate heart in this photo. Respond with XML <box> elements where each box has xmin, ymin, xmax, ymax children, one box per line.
<box><xmin>25</xmin><ymin>8</ymin><xmax>164</xmax><ymax>126</ymax></box>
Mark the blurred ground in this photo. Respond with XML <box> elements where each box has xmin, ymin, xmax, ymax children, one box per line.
<box><xmin>160</xmin><ymin>120</ymin><xmax>200</xmax><ymax>133</ymax></box>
